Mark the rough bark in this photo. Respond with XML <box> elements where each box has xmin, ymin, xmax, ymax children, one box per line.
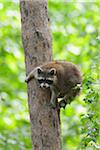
<box><xmin>20</xmin><ymin>0</ymin><xmax>61</xmax><ymax>150</ymax></box>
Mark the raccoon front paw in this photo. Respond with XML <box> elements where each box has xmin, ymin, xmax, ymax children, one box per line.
<box><xmin>25</xmin><ymin>77</ymin><xmax>29</xmax><ymax>83</ymax></box>
<box><xmin>25</xmin><ymin>76</ymin><xmax>31</xmax><ymax>83</ymax></box>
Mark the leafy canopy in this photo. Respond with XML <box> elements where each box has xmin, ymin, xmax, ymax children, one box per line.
<box><xmin>0</xmin><ymin>0</ymin><xmax>99</xmax><ymax>150</ymax></box>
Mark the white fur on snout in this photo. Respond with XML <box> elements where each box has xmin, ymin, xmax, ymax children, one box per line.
<box><xmin>40</xmin><ymin>83</ymin><xmax>45</xmax><ymax>88</ymax></box>
<box><xmin>45</xmin><ymin>83</ymin><xmax>50</xmax><ymax>88</ymax></box>
<box><xmin>37</xmin><ymin>77</ymin><xmax>45</xmax><ymax>80</ymax></box>
<box><xmin>40</xmin><ymin>83</ymin><xmax>50</xmax><ymax>88</ymax></box>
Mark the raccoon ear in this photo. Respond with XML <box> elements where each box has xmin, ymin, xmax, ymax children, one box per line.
<box><xmin>49</xmin><ymin>68</ymin><xmax>56</xmax><ymax>75</ymax></box>
<box><xmin>37</xmin><ymin>67</ymin><xmax>43</xmax><ymax>74</ymax></box>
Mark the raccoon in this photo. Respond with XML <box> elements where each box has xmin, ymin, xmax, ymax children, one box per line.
<box><xmin>25</xmin><ymin>61</ymin><xmax>82</xmax><ymax>108</ymax></box>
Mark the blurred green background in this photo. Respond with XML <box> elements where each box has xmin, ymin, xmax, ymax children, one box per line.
<box><xmin>0</xmin><ymin>0</ymin><xmax>99</xmax><ymax>150</ymax></box>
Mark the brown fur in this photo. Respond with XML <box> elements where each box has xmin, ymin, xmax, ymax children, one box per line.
<box><xmin>41</xmin><ymin>61</ymin><xmax>82</xmax><ymax>95</ymax></box>
<box><xmin>26</xmin><ymin>61</ymin><xmax>82</xmax><ymax>108</ymax></box>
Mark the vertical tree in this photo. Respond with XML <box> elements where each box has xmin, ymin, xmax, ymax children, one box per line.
<box><xmin>20</xmin><ymin>0</ymin><xmax>61</xmax><ymax>149</ymax></box>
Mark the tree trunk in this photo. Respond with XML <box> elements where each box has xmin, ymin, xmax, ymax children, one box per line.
<box><xmin>20</xmin><ymin>0</ymin><xmax>61</xmax><ymax>150</ymax></box>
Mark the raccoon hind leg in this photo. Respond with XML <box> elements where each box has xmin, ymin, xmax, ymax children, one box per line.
<box><xmin>58</xmin><ymin>95</ymin><xmax>73</xmax><ymax>109</ymax></box>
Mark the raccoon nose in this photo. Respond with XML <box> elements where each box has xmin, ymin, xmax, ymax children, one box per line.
<box><xmin>43</xmin><ymin>85</ymin><xmax>46</xmax><ymax>88</ymax></box>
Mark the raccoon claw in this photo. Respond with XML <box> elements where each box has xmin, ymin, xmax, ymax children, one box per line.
<box><xmin>25</xmin><ymin>77</ymin><xmax>32</xmax><ymax>83</ymax></box>
<box><xmin>25</xmin><ymin>78</ymin><xmax>28</xmax><ymax>83</ymax></box>
<box><xmin>25</xmin><ymin>76</ymin><xmax>30</xmax><ymax>82</ymax></box>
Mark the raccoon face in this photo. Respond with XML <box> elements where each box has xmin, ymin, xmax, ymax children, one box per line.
<box><xmin>36</xmin><ymin>67</ymin><xmax>56</xmax><ymax>88</ymax></box>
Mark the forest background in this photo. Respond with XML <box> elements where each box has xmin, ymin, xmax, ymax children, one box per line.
<box><xmin>0</xmin><ymin>0</ymin><xmax>99</xmax><ymax>150</ymax></box>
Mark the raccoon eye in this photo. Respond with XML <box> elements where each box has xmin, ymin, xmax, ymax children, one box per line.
<box><xmin>46</xmin><ymin>79</ymin><xmax>53</xmax><ymax>85</ymax></box>
<box><xmin>38</xmin><ymin>79</ymin><xmax>44</xmax><ymax>84</ymax></box>
<box><xmin>37</xmin><ymin>79</ymin><xmax>53</xmax><ymax>85</ymax></box>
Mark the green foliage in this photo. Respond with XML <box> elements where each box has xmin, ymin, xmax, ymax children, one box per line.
<box><xmin>79</xmin><ymin>70</ymin><xmax>100</xmax><ymax>150</ymax></box>
<box><xmin>0</xmin><ymin>0</ymin><xmax>99</xmax><ymax>150</ymax></box>
<box><xmin>0</xmin><ymin>0</ymin><xmax>32</xmax><ymax>149</ymax></box>
<box><xmin>48</xmin><ymin>1</ymin><xmax>99</xmax><ymax>150</ymax></box>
